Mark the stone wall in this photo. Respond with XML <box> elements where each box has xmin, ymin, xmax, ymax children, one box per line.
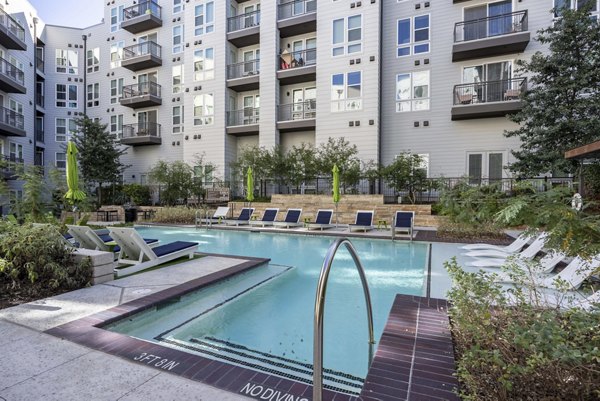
<box><xmin>73</xmin><ymin>249</ymin><xmax>115</xmax><ymax>285</ymax></box>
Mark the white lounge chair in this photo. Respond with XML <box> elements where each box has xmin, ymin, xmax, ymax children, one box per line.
<box><xmin>539</xmin><ymin>255</ymin><xmax>600</xmax><ymax>290</ymax></box>
<box><xmin>306</xmin><ymin>210</ymin><xmax>334</xmax><ymax>230</ymax></box>
<box><xmin>392</xmin><ymin>211</ymin><xmax>415</xmax><ymax>239</ymax></box>
<box><xmin>249</xmin><ymin>208</ymin><xmax>279</xmax><ymax>227</ymax></box>
<box><xmin>108</xmin><ymin>227</ymin><xmax>197</xmax><ymax>277</ymax></box>
<box><xmin>67</xmin><ymin>225</ymin><xmax>159</xmax><ymax>253</ymax></box>
<box><xmin>461</xmin><ymin>232</ymin><xmax>531</xmax><ymax>252</ymax></box>
<box><xmin>465</xmin><ymin>233</ymin><xmax>548</xmax><ymax>260</ymax></box>
<box><xmin>201</xmin><ymin>206</ymin><xmax>230</xmax><ymax>226</ymax></box>
<box><xmin>490</xmin><ymin>251</ymin><xmax>566</xmax><ymax>283</ymax></box>
<box><xmin>224</xmin><ymin>207</ymin><xmax>254</xmax><ymax>226</ymax></box>
<box><xmin>348</xmin><ymin>210</ymin><xmax>374</xmax><ymax>232</ymax></box>
<box><xmin>273</xmin><ymin>209</ymin><xmax>303</xmax><ymax>228</ymax></box>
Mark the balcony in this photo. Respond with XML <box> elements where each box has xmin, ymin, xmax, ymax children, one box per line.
<box><xmin>453</xmin><ymin>11</ymin><xmax>530</xmax><ymax>62</ymax></box>
<box><xmin>121</xmin><ymin>1</ymin><xmax>162</xmax><ymax>34</ymax></box>
<box><xmin>0</xmin><ymin>57</ymin><xmax>25</xmax><ymax>94</ymax></box>
<box><xmin>120</xmin><ymin>82</ymin><xmax>162</xmax><ymax>109</ymax></box>
<box><xmin>0</xmin><ymin>8</ymin><xmax>26</xmax><ymax>51</ymax></box>
<box><xmin>227</xmin><ymin>11</ymin><xmax>260</xmax><ymax>47</ymax></box>
<box><xmin>278</xmin><ymin>0</ymin><xmax>316</xmax><ymax>38</ymax></box>
<box><xmin>277</xmin><ymin>48</ymin><xmax>316</xmax><ymax>85</ymax></box>
<box><xmin>121</xmin><ymin>122</ymin><xmax>161</xmax><ymax>146</ymax></box>
<box><xmin>227</xmin><ymin>59</ymin><xmax>260</xmax><ymax>91</ymax></box>
<box><xmin>36</xmin><ymin>56</ymin><xmax>44</xmax><ymax>74</ymax></box>
<box><xmin>226</xmin><ymin>108</ymin><xmax>259</xmax><ymax>136</ymax></box>
<box><xmin>121</xmin><ymin>41</ymin><xmax>162</xmax><ymax>72</ymax></box>
<box><xmin>0</xmin><ymin>107</ymin><xmax>25</xmax><ymax>137</ymax></box>
<box><xmin>451</xmin><ymin>77</ymin><xmax>526</xmax><ymax>121</ymax></box>
<box><xmin>35</xmin><ymin>127</ymin><xmax>44</xmax><ymax>143</ymax></box>
<box><xmin>277</xmin><ymin>100</ymin><xmax>316</xmax><ymax>132</ymax></box>
<box><xmin>36</xmin><ymin>93</ymin><xmax>44</xmax><ymax>109</ymax></box>
<box><xmin>1</xmin><ymin>155</ymin><xmax>23</xmax><ymax>180</ymax></box>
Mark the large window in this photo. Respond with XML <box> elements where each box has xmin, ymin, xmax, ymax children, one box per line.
<box><xmin>86</xmin><ymin>47</ymin><xmax>99</xmax><ymax>73</ymax></box>
<box><xmin>173</xmin><ymin>25</ymin><xmax>184</xmax><ymax>54</ymax></box>
<box><xmin>331</xmin><ymin>71</ymin><xmax>362</xmax><ymax>112</ymax></box>
<box><xmin>467</xmin><ymin>151</ymin><xmax>506</xmax><ymax>184</ymax></box>
<box><xmin>55</xmin><ymin>153</ymin><xmax>66</xmax><ymax>169</ymax></box>
<box><xmin>110</xmin><ymin>5</ymin><xmax>124</xmax><ymax>32</ymax></box>
<box><xmin>56</xmin><ymin>84</ymin><xmax>78</xmax><ymax>108</ymax></box>
<box><xmin>332</xmin><ymin>15</ymin><xmax>362</xmax><ymax>56</ymax></box>
<box><xmin>193</xmin><ymin>94</ymin><xmax>214</xmax><ymax>125</ymax></box>
<box><xmin>55</xmin><ymin>118</ymin><xmax>77</xmax><ymax>142</ymax></box>
<box><xmin>56</xmin><ymin>49</ymin><xmax>78</xmax><ymax>74</ymax></box>
<box><xmin>195</xmin><ymin>2</ymin><xmax>215</xmax><ymax>36</ymax></box>
<box><xmin>194</xmin><ymin>48</ymin><xmax>215</xmax><ymax>81</ymax></box>
<box><xmin>396</xmin><ymin>71</ymin><xmax>430</xmax><ymax>112</ymax></box>
<box><xmin>173</xmin><ymin>105</ymin><xmax>184</xmax><ymax>133</ymax></box>
<box><xmin>554</xmin><ymin>0</ymin><xmax>599</xmax><ymax>18</ymax></box>
<box><xmin>110</xmin><ymin>114</ymin><xmax>123</xmax><ymax>138</ymax></box>
<box><xmin>110</xmin><ymin>78</ymin><xmax>124</xmax><ymax>104</ymax></box>
<box><xmin>173</xmin><ymin>0</ymin><xmax>184</xmax><ymax>14</ymax></box>
<box><xmin>87</xmin><ymin>83</ymin><xmax>99</xmax><ymax>108</ymax></box>
<box><xmin>397</xmin><ymin>14</ymin><xmax>430</xmax><ymax>57</ymax></box>
<box><xmin>110</xmin><ymin>41</ymin><xmax>124</xmax><ymax>68</ymax></box>
<box><xmin>172</xmin><ymin>65</ymin><xmax>184</xmax><ymax>94</ymax></box>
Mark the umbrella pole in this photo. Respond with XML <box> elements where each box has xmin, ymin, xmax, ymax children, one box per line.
<box><xmin>335</xmin><ymin>202</ymin><xmax>338</xmax><ymax>228</ymax></box>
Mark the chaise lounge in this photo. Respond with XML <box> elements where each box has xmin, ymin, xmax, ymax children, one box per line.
<box><xmin>273</xmin><ymin>209</ymin><xmax>303</xmax><ymax>229</ymax></box>
<box><xmin>348</xmin><ymin>210</ymin><xmax>374</xmax><ymax>232</ymax></box>
<box><xmin>224</xmin><ymin>207</ymin><xmax>255</xmax><ymax>226</ymax></box>
<box><xmin>392</xmin><ymin>211</ymin><xmax>415</xmax><ymax>240</ymax></box>
<box><xmin>67</xmin><ymin>225</ymin><xmax>159</xmax><ymax>253</ymax></box>
<box><xmin>306</xmin><ymin>210</ymin><xmax>334</xmax><ymax>231</ymax></box>
<box><xmin>249</xmin><ymin>208</ymin><xmax>279</xmax><ymax>227</ymax></box>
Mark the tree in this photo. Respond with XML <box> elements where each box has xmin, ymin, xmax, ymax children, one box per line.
<box><xmin>148</xmin><ymin>160</ymin><xmax>193</xmax><ymax>206</ymax></box>
<box><xmin>316</xmin><ymin>137</ymin><xmax>360</xmax><ymax>190</ymax></box>
<box><xmin>18</xmin><ymin>165</ymin><xmax>48</xmax><ymax>221</ymax></box>
<box><xmin>505</xmin><ymin>5</ymin><xmax>600</xmax><ymax>176</ymax></box>
<box><xmin>229</xmin><ymin>145</ymin><xmax>270</xmax><ymax>186</ymax></box>
<box><xmin>286</xmin><ymin>143</ymin><xmax>319</xmax><ymax>190</ymax></box>
<box><xmin>381</xmin><ymin>153</ymin><xmax>427</xmax><ymax>204</ymax></box>
<box><xmin>70</xmin><ymin>116</ymin><xmax>128</xmax><ymax>205</ymax></box>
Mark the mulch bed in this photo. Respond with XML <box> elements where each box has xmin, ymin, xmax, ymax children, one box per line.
<box><xmin>416</xmin><ymin>230</ymin><xmax>514</xmax><ymax>245</ymax></box>
<box><xmin>0</xmin><ymin>286</ymin><xmax>75</xmax><ymax>311</ymax></box>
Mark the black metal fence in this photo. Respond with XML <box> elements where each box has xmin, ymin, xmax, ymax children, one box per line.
<box><xmin>123</xmin><ymin>1</ymin><xmax>161</xmax><ymax>21</ymax></box>
<box><xmin>278</xmin><ymin>0</ymin><xmax>317</xmax><ymax>20</ymax></box>
<box><xmin>227</xmin><ymin>59</ymin><xmax>260</xmax><ymax>79</ymax></box>
<box><xmin>454</xmin><ymin>10</ymin><xmax>528</xmax><ymax>43</ymax></box>
<box><xmin>227</xmin><ymin>108</ymin><xmax>260</xmax><ymax>126</ymax></box>
<box><xmin>121</xmin><ymin>122</ymin><xmax>161</xmax><ymax>139</ymax></box>
<box><xmin>0</xmin><ymin>57</ymin><xmax>24</xmax><ymax>85</ymax></box>
<box><xmin>453</xmin><ymin>77</ymin><xmax>527</xmax><ymax>105</ymax></box>
<box><xmin>279</xmin><ymin>48</ymin><xmax>316</xmax><ymax>70</ymax></box>
<box><xmin>122</xmin><ymin>81</ymin><xmax>161</xmax><ymax>99</ymax></box>
<box><xmin>278</xmin><ymin>100</ymin><xmax>316</xmax><ymax>121</ymax></box>
<box><xmin>227</xmin><ymin>10</ymin><xmax>260</xmax><ymax>33</ymax></box>
<box><xmin>123</xmin><ymin>41</ymin><xmax>161</xmax><ymax>60</ymax></box>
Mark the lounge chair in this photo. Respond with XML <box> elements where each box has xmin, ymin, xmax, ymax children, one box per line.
<box><xmin>249</xmin><ymin>208</ymin><xmax>279</xmax><ymax>227</ymax></box>
<box><xmin>539</xmin><ymin>255</ymin><xmax>600</xmax><ymax>290</ymax></box>
<box><xmin>465</xmin><ymin>233</ymin><xmax>547</xmax><ymax>259</ymax></box>
<box><xmin>67</xmin><ymin>225</ymin><xmax>159</xmax><ymax>253</ymax></box>
<box><xmin>461</xmin><ymin>232</ymin><xmax>531</xmax><ymax>252</ymax></box>
<box><xmin>392</xmin><ymin>211</ymin><xmax>414</xmax><ymax>239</ymax></box>
<box><xmin>200</xmin><ymin>206</ymin><xmax>230</xmax><ymax>226</ymax></box>
<box><xmin>224</xmin><ymin>207</ymin><xmax>254</xmax><ymax>226</ymax></box>
<box><xmin>490</xmin><ymin>251</ymin><xmax>566</xmax><ymax>283</ymax></box>
<box><xmin>348</xmin><ymin>210</ymin><xmax>374</xmax><ymax>232</ymax></box>
<box><xmin>273</xmin><ymin>209</ymin><xmax>303</xmax><ymax>228</ymax></box>
<box><xmin>108</xmin><ymin>227</ymin><xmax>197</xmax><ymax>277</ymax></box>
<box><xmin>306</xmin><ymin>210</ymin><xmax>334</xmax><ymax>230</ymax></box>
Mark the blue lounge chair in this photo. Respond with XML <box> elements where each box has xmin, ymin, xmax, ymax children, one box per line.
<box><xmin>393</xmin><ymin>211</ymin><xmax>415</xmax><ymax>240</ymax></box>
<box><xmin>224</xmin><ymin>207</ymin><xmax>255</xmax><ymax>226</ymax></box>
<box><xmin>249</xmin><ymin>208</ymin><xmax>280</xmax><ymax>227</ymax></box>
<box><xmin>348</xmin><ymin>210</ymin><xmax>374</xmax><ymax>232</ymax></box>
<box><xmin>67</xmin><ymin>225</ymin><xmax>159</xmax><ymax>253</ymax></box>
<box><xmin>306</xmin><ymin>209</ymin><xmax>334</xmax><ymax>230</ymax></box>
<box><xmin>273</xmin><ymin>209</ymin><xmax>303</xmax><ymax>228</ymax></box>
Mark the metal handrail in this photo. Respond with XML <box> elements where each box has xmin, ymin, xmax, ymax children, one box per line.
<box><xmin>454</xmin><ymin>10</ymin><xmax>528</xmax><ymax>43</ymax></box>
<box><xmin>313</xmin><ymin>237</ymin><xmax>375</xmax><ymax>401</ymax></box>
<box><xmin>453</xmin><ymin>77</ymin><xmax>527</xmax><ymax>105</ymax></box>
<box><xmin>227</xmin><ymin>10</ymin><xmax>260</xmax><ymax>33</ymax></box>
<box><xmin>123</xmin><ymin>0</ymin><xmax>162</xmax><ymax>21</ymax></box>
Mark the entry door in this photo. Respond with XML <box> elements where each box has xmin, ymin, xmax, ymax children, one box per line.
<box><xmin>485</xmin><ymin>61</ymin><xmax>511</xmax><ymax>102</ymax></box>
<box><xmin>488</xmin><ymin>0</ymin><xmax>512</xmax><ymax>36</ymax></box>
<box><xmin>138</xmin><ymin>72</ymin><xmax>158</xmax><ymax>94</ymax></box>
<box><xmin>464</xmin><ymin>5</ymin><xmax>487</xmax><ymax>41</ymax></box>
<box><xmin>243</xmin><ymin>51</ymin><xmax>255</xmax><ymax>75</ymax></box>
<box><xmin>305</xmin><ymin>87</ymin><xmax>316</xmax><ymax>118</ymax></box>
<box><xmin>138</xmin><ymin>110</ymin><xmax>157</xmax><ymax>136</ymax></box>
<box><xmin>244</xmin><ymin>5</ymin><xmax>256</xmax><ymax>28</ymax></box>
<box><xmin>243</xmin><ymin>95</ymin><xmax>259</xmax><ymax>124</ymax></box>
<box><xmin>139</xmin><ymin>33</ymin><xmax>158</xmax><ymax>55</ymax></box>
<box><xmin>305</xmin><ymin>38</ymin><xmax>316</xmax><ymax>65</ymax></box>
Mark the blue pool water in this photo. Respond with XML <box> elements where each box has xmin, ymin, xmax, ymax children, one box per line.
<box><xmin>107</xmin><ymin>226</ymin><xmax>428</xmax><ymax>392</ymax></box>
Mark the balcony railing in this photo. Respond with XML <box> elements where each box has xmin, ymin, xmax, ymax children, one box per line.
<box><xmin>123</xmin><ymin>41</ymin><xmax>162</xmax><ymax>61</ymax></box>
<box><xmin>227</xmin><ymin>10</ymin><xmax>260</xmax><ymax>33</ymax></box>
<box><xmin>123</xmin><ymin>1</ymin><xmax>162</xmax><ymax>21</ymax></box>
<box><xmin>36</xmin><ymin>56</ymin><xmax>44</xmax><ymax>72</ymax></box>
<box><xmin>2</xmin><ymin>154</ymin><xmax>24</xmax><ymax>177</ymax></box>
<box><xmin>122</xmin><ymin>122</ymin><xmax>161</xmax><ymax>139</ymax></box>
<box><xmin>279</xmin><ymin>48</ymin><xmax>316</xmax><ymax>70</ymax></box>
<box><xmin>0</xmin><ymin>8</ymin><xmax>25</xmax><ymax>43</ymax></box>
<box><xmin>278</xmin><ymin>0</ymin><xmax>316</xmax><ymax>20</ymax></box>
<box><xmin>122</xmin><ymin>81</ymin><xmax>162</xmax><ymax>100</ymax></box>
<box><xmin>278</xmin><ymin>100</ymin><xmax>316</xmax><ymax>121</ymax></box>
<box><xmin>227</xmin><ymin>108</ymin><xmax>260</xmax><ymax>126</ymax></box>
<box><xmin>227</xmin><ymin>59</ymin><xmax>260</xmax><ymax>79</ymax></box>
<box><xmin>0</xmin><ymin>106</ymin><xmax>24</xmax><ymax>130</ymax></box>
<box><xmin>0</xmin><ymin>57</ymin><xmax>24</xmax><ymax>86</ymax></box>
<box><xmin>35</xmin><ymin>127</ymin><xmax>44</xmax><ymax>143</ymax></box>
<box><xmin>454</xmin><ymin>10</ymin><xmax>528</xmax><ymax>43</ymax></box>
<box><xmin>453</xmin><ymin>77</ymin><xmax>527</xmax><ymax>105</ymax></box>
<box><xmin>36</xmin><ymin>93</ymin><xmax>44</xmax><ymax>108</ymax></box>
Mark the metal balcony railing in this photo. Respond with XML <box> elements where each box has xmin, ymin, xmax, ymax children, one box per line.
<box><xmin>0</xmin><ymin>8</ymin><xmax>25</xmax><ymax>42</ymax></box>
<box><xmin>123</xmin><ymin>1</ymin><xmax>162</xmax><ymax>21</ymax></box>
<box><xmin>278</xmin><ymin>0</ymin><xmax>316</xmax><ymax>20</ymax></box>
<box><xmin>227</xmin><ymin>10</ymin><xmax>260</xmax><ymax>33</ymax></box>
<box><xmin>123</xmin><ymin>41</ymin><xmax>162</xmax><ymax>61</ymax></box>
<box><xmin>36</xmin><ymin>93</ymin><xmax>44</xmax><ymax>108</ymax></box>
<box><xmin>0</xmin><ymin>107</ymin><xmax>24</xmax><ymax>130</ymax></box>
<box><xmin>227</xmin><ymin>108</ymin><xmax>260</xmax><ymax>126</ymax></box>
<box><xmin>227</xmin><ymin>59</ymin><xmax>260</xmax><ymax>79</ymax></box>
<box><xmin>453</xmin><ymin>77</ymin><xmax>527</xmax><ymax>105</ymax></box>
<box><xmin>0</xmin><ymin>57</ymin><xmax>24</xmax><ymax>85</ymax></box>
<box><xmin>121</xmin><ymin>122</ymin><xmax>161</xmax><ymax>138</ymax></box>
<box><xmin>454</xmin><ymin>10</ymin><xmax>528</xmax><ymax>43</ymax></box>
<box><xmin>36</xmin><ymin>56</ymin><xmax>44</xmax><ymax>72</ymax></box>
<box><xmin>122</xmin><ymin>81</ymin><xmax>162</xmax><ymax>99</ymax></box>
<box><xmin>279</xmin><ymin>48</ymin><xmax>316</xmax><ymax>70</ymax></box>
<box><xmin>35</xmin><ymin>127</ymin><xmax>44</xmax><ymax>143</ymax></box>
<box><xmin>2</xmin><ymin>154</ymin><xmax>24</xmax><ymax>176</ymax></box>
<box><xmin>278</xmin><ymin>100</ymin><xmax>316</xmax><ymax>121</ymax></box>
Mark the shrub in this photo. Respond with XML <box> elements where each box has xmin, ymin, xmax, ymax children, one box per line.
<box><xmin>122</xmin><ymin>184</ymin><xmax>151</xmax><ymax>206</ymax></box>
<box><xmin>151</xmin><ymin>207</ymin><xmax>196</xmax><ymax>224</ymax></box>
<box><xmin>0</xmin><ymin>223</ymin><xmax>92</xmax><ymax>297</ymax></box>
<box><xmin>446</xmin><ymin>258</ymin><xmax>600</xmax><ymax>400</ymax></box>
<box><xmin>439</xmin><ymin>180</ymin><xmax>508</xmax><ymax>227</ymax></box>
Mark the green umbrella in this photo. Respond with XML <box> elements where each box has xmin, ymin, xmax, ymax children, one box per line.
<box><xmin>64</xmin><ymin>141</ymin><xmax>86</xmax><ymax>203</ymax></box>
<box><xmin>332</xmin><ymin>164</ymin><xmax>340</xmax><ymax>226</ymax></box>
<box><xmin>246</xmin><ymin>166</ymin><xmax>254</xmax><ymax>202</ymax></box>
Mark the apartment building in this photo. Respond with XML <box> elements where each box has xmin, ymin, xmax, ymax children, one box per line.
<box><xmin>0</xmin><ymin>0</ymin><xmax>590</xmax><ymax>200</ymax></box>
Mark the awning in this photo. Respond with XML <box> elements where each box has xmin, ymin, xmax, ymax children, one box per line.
<box><xmin>564</xmin><ymin>140</ymin><xmax>600</xmax><ymax>160</ymax></box>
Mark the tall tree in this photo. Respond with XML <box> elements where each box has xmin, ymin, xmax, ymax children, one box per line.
<box><xmin>316</xmin><ymin>137</ymin><xmax>361</xmax><ymax>189</ymax></box>
<box><xmin>505</xmin><ymin>5</ymin><xmax>600</xmax><ymax>176</ymax></box>
<box><xmin>148</xmin><ymin>160</ymin><xmax>194</xmax><ymax>206</ymax></box>
<box><xmin>71</xmin><ymin>117</ymin><xmax>128</xmax><ymax>204</ymax></box>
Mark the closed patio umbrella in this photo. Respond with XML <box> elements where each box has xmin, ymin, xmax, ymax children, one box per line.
<box><xmin>64</xmin><ymin>141</ymin><xmax>86</xmax><ymax>203</ymax></box>
<box><xmin>332</xmin><ymin>164</ymin><xmax>340</xmax><ymax>226</ymax></box>
<box><xmin>280</xmin><ymin>49</ymin><xmax>292</xmax><ymax>68</ymax></box>
<box><xmin>246</xmin><ymin>166</ymin><xmax>254</xmax><ymax>203</ymax></box>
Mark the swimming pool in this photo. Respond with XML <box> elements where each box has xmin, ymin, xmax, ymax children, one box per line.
<box><xmin>106</xmin><ymin>226</ymin><xmax>429</xmax><ymax>393</ymax></box>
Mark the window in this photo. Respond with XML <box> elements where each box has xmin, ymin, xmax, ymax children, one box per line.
<box><xmin>462</xmin><ymin>61</ymin><xmax>513</xmax><ymax>103</ymax></box>
<box><xmin>8</xmin><ymin>99</ymin><xmax>23</xmax><ymax>116</ymax></box>
<box><xmin>467</xmin><ymin>151</ymin><xmax>506</xmax><ymax>184</ymax></box>
<box><xmin>55</xmin><ymin>118</ymin><xmax>77</xmax><ymax>142</ymax></box>
<box><xmin>86</xmin><ymin>48</ymin><xmax>100</xmax><ymax>73</ymax></box>
<box><xmin>55</xmin><ymin>49</ymin><xmax>78</xmax><ymax>74</ymax></box>
<box><xmin>193</xmin><ymin>48</ymin><xmax>215</xmax><ymax>81</ymax></box>
<box><xmin>193</xmin><ymin>93</ymin><xmax>214</xmax><ymax>125</ymax></box>
<box><xmin>554</xmin><ymin>0</ymin><xmax>599</xmax><ymax>18</ymax></box>
<box><xmin>110</xmin><ymin>5</ymin><xmax>124</xmax><ymax>32</ymax></box>
<box><xmin>397</xmin><ymin>14</ymin><xmax>430</xmax><ymax>57</ymax></box>
<box><xmin>56</xmin><ymin>84</ymin><xmax>78</xmax><ymax>108</ymax></box>
<box><xmin>173</xmin><ymin>105</ymin><xmax>184</xmax><ymax>133</ymax></box>
<box><xmin>195</xmin><ymin>2</ymin><xmax>215</xmax><ymax>36</ymax></box>
<box><xmin>110</xmin><ymin>41</ymin><xmax>124</xmax><ymax>68</ymax></box>
<box><xmin>173</xmin><ymin>0</ymin><xmax>184</xmax><ymax>14</ymax></box>
<box><xmin>56</xmin><ymin>152</ymin><xmax>66</xmax><ymax>169</ymax></box>
<box><xmin>87</xmin><ymin>83</ymin><xmax>99</xmax><ymax>108</ymax></box>
<box><xmin>110</xmin><ymin>78</ymin><xmax>124</xmax><ymax>104</ymax></box>
<box><xmin>110</xmin><ymin>114</ymin><xmax>123</xmax><ymax>138</ymax></box>
<box><xmin>172</xmin><ymin>65</ymin><xmax>184</xmax><ymax>94</ymax></box>
<box><xmin>9</xmin><ymin>142</ymin><xmax>23</xmax><ymax>162</ymax></box>
<box><xmin>396</xmin><ymin>70</ymin><xmax>430</xmax><ymax>112</ymax></box>
<box><xmin>173</xmin><ymin>25</ymin><xmax>184</xmax><ymax>54</ymax></box>
<box><xmin>331</xmin><ymin>71</ymin><xmax>362</xmax><ymax>112</ymax></box>
<box><xmin>332</xmin><ymin>15</ymin><xmax>362</xmax><ymax>56</ymax></box>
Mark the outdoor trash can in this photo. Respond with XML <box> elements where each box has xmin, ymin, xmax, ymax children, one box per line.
<box><xmin>124</xmin><ymin>207</ymin><xmax>138</xmax><ymax>223</ymax></box>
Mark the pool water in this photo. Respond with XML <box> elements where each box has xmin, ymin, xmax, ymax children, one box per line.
<box><xmin>107</xmin><ymin>227</ymin><xmax>428</xmax><ymax>393</ymax></box>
